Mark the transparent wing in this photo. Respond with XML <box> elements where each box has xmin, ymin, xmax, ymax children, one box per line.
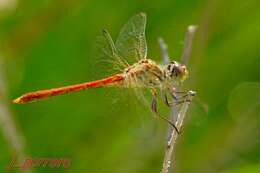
<box><xmin>91</xmin><ymin>29</ymin><xmax>129</xmax><ymax>79</ymax></box>
<box><xmin>115</xmin><ymin>12</ymin><xmax>147</xmax><ymax>64</ymax></box>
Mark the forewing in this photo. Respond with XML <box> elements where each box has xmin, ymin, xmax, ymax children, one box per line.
<box><xmin>115</xmin><ymin>12</ymin><xmax>147</xmax><ymax>64</ymax></box>
<box><xmin>93</xmin><ymin>29</ymin><xmax>128</xmax><ymax>79</ymax></box>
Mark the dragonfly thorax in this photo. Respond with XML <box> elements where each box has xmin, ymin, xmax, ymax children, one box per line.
<box><xmin>123</xmin><ymin>59</ymin><xmax>164</xmax><ymax>88</ymax></box>
<box><xmin>123</xmin><ymin>59</ymin><xmax>188</xmax><ymax>88</ymax></box>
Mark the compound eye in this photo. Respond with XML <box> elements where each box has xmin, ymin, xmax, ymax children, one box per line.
<box><xmin>172</xmin><ymin>67</ymin><xmax>178</xmax><ymax>77</ymax></box>
<box><xmin>167</xmin><ymin>64</ymin><xmax>172</xmax><ymax>70</ymax></box>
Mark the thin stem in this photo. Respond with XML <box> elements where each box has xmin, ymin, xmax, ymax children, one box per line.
<box><xmin>161</xmin><ymin>91</ymin><xmax>195</xmax><ymax>173</ymax></box>
<box><xmin>160</xmin><ymin>25</ymin><xmax>198</xmax><ymax>173</ymax></box>
<box><xmin>0</xmin><ymin>58</ymin><xmax>32</xmax><ymax>173</ymax></box>
<box><xmin>158</xmin><ymin>37</ymin><xmax>170</xmax><ymax>65</ymax></box>
<box><xmin>181</xmin><ymin>25</ymin><xmax>198</xmax><ymax>66</ymax></box>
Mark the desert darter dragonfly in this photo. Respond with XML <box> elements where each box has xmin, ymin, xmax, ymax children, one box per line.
<box><xmin>13</xmin><ymin>13</ymin><xmax>194</xmax><ymax>134</ymax></box>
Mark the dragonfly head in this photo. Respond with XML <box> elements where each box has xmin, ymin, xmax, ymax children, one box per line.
<box><xmin>165</xmin><ymin>61</ymin><xmax>188</xmax><ymax>82</ymax></box>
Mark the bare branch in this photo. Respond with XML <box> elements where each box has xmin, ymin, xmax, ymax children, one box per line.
<box><xmin>181</xmin><ymin>25</ymin><xmax>198</xmax><ymax>65</ymax></box>
<box><xmin>161</xmin><ymin>91</ymin><xmax>195</xmax><ymax>173</ymax></box>
<box><xmin>160</xmin><ymin>25</ymin><xmax>198</xmax><ymax>173</ymax></box>
<box><xmin>0</xmin><ymin>58</ymin><xmax>32</xmax><ymax>173</ymax></box>
<box><xmin>158</xmin><ymin>37</ymin><xmax>170</xmax><ymax>65</ymax></box>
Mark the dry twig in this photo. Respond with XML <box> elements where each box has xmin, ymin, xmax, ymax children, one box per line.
<box><xmin>161</xmin><ymin>91</ymin><xmax>195</xmax><ymax>173</ymax></box>
<box><xmin>160</xmin><ymin>25</ymin><xmax>197</xmax><ymax>173</ymax></box>
<box><xmin>0</xmin><ymin>58</ymin><xmax>32</xmax><ymax>173</ymax></box>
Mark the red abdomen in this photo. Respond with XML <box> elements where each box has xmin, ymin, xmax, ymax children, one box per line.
<box><xmin>13</xmin><ymin>74</ymin><xmax>124</xmax><ymax>104</ymax></box>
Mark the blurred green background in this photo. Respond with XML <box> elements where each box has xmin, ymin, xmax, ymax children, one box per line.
<box><xmin>1</xmin><ymin>0</ymin><xmax>260</xmax><ymax>173</ymax></box>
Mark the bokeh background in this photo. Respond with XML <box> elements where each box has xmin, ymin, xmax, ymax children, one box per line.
<box><xmin>1</xmin><ymin>0</ymin><xmax>260</xmax><ymax>173</ymax></box>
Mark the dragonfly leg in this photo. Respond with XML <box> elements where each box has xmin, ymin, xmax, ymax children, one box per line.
<box><xmin>172</xmin><ymin>92</ymin><xmax>179</xmax><ymax>101</ymax></box>
<box><xmin>171</xmin><ymin>88</ymin><xmax>196</xmax><ymax>100</ymax></box>
<box><xmin>151</xmin><ymin>89</ymin><xmax>180</xmax><ymax>134</ymax></box>
<box><xmin>163</xmin><ymin>97</ymin><xmax>189</xmax><ymax>107</ymax></box>
<box><xmin>161</xmin><ymin>89</ymin><xmax>185</xmax><ymax>107</ymax></box>
<box><xmin>162</xmin><ymin>88</ymin><xmax>196</xmax><ymax>107</ymax></box>
<box><xmin>163</xmin><ymin>94</ymin><xmax>171</xmax><ymax>107</ymax></box>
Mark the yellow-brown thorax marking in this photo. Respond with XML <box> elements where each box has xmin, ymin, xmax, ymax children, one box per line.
<box><xmin>123</xmin><ymin>59</ymin><xmax>165</xmax><ymax>88</ymax></box>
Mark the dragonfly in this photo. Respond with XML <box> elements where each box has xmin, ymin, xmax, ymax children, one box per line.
<box><xmin>13</xmin><ymin>12</ymin><xmax>191</xmax><ymax>134</ymax></box>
